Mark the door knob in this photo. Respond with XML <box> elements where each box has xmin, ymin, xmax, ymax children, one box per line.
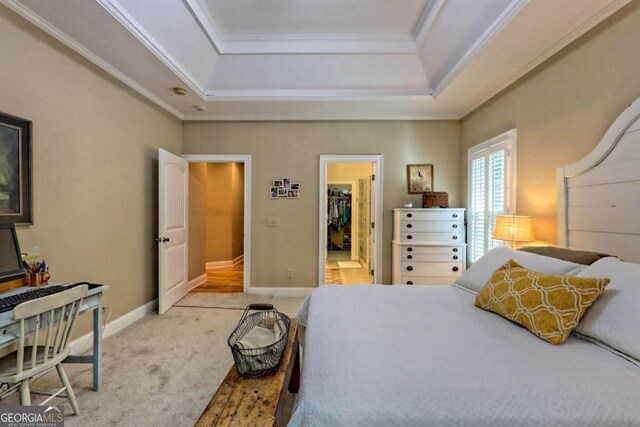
<box><xmin>407</xmin><ymin>224</ymin><xmax>412</xmax><ymax>228</ymax></box>
<box><xmin>156</xmin><ymin>237</ymin><xmax>170</xmax><ymax>243</ymax></box>
<box><xmin>452</xmin><ymin>266</ymin><xmax>459</xmax><ymax>272</ymax></box>
<box><xmin>407</xmin><ymin>255</ymin><xmax>413</xmax><ymax>260</ymax></box>
<box><xmin>407</xmin><ymin>266</ymin><xmax>413</xmax><ymax>271</ymax></box>
<box><xmin>406</xmin><ymin>281</ymin><xmax>414</xmax><ymax>285</ymax></box>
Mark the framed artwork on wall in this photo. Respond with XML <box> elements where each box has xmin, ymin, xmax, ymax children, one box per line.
<box><xmin>0</xmin><ymin>112</ymin><xmax>32</xmax><ymax>224</ymax></box>
<box><xmin>407</xmin><ymin>164</ymin><xmax>433</xmax><ymax>194</ymax></box>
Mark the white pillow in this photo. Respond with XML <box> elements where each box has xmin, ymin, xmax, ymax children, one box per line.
<box><xmin>455</xmin><ymin>246</ymin><xmax>584</xmax><ymax>293</ymax></box>
<box><xmin>575</xmin><ymin>257</ymin><xmax>640</xmax><ymax>361</ymax></box>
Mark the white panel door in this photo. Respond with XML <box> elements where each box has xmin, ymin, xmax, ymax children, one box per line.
<box><xmin>158</xmin><ymin>149</ymin><xmax>189</xmax><ymax>314</ymax></box>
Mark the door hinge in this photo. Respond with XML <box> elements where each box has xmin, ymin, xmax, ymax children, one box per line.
<box><xmin>371</xmin><ymin>221</ymin><xmax>375</xmax><ymax>229</ymax></box>
<box><xmin>371</xmin><ymin>174</ymin><xmax>375</xmax><ymax>181</ymax></box>
<box><xmin>370</xmin><ymin>269</ymin><xmax>375</xmax><ymax>276</ymax></box>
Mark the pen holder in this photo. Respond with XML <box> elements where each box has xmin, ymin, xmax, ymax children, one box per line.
<box><xmin>26</xmin><ymin>271</ymin><xmax>50</xmax><ymax>287</ymax></box>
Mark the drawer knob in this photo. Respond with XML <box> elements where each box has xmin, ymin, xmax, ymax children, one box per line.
<box><xmin>452</xmin><ymin>213</ymin><xmax>458</xmax><ymax>218</ymax></box>
<box><xmin>453</xmin><ymin>248</ymin><xmax>459</xmax><ymax>253</ymax></box>
<box><xmin>452</xmin><ymin>224</ymin><xmax>458</xmax><ymax>228</ymax></box>
<box><xmin>407</xmin><ymin>235</ymin><xmax>413</xmax><ymax>240</ymax></box>
<box><xmin>407</xmin><ymin>255</ymin><xmax>413</xmax><ymax>260</ymax></box>
<box><xmin>407</xmin><ymin>247</ymin><xmax>413</xmax><ymax>252</ymax></box>
<box><xmin>407</xmin><ymin>224</ymin><xmax>413</xmax><ymax>229</ymax></box>
<box><xmin>407</xmin><ymin>266</ymin><xmax>413</xmax><ymax>271</ymax></box>
<box><xmin>406</xmin><ymin>281</ymin><xmax>414</xmax><ymax>285</ymax></box>
<box><xmin>452</xmin><ymin>266</ymin><xmax>459</xmax><ymax>272</ymax></box>
<box><xmin>407</xmin><ymin>213</ymin><xmax>413</xmax><ymax>218</ymax></box>
<box><xmin>453</xmin><ymin>255</ymin><xmax>458</xmax><ymax>260</ymax></box>
<box><xmin>452</xmin><ymin>235</ymin><xmax>458</xmax><ymax>240</ymax></box>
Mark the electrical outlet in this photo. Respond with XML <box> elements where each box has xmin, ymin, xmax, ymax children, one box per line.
<box><xmin>267</xmin><ymin>217</ymin><xmax>280</xmax><ymax>227</ymax></box>
<box><xmin>286</xmin><ymin>268</ymin><xmax>294</xmax><ymax>278</ymax></box>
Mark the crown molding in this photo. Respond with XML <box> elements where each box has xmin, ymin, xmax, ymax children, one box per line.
<box><xmin>96</xmin><ymin>0</ymin><xmax>208</xmax><ymax>100</ymax></box>
<box><xmin>185</xmin><ymin>0</ymin><xmax>445</xmax><ymax>54</ymax></box>
<box><xmin>219</xmin><ymin>37</ymin><xmax>416</xmax><ymax>54</ymax></box>
<box><xmin>1</xmin><ymin>0</ymin><xmax>185</xmax><ymax>119</ymax></box>
<box><xmin>183</xmin><ymin>0</ymin><xmax>224</xmax><ymax>54</ymax></box>
<box><xmin>182</xmin><ymin>113</ymin><xmax>461</xmax><ymax>121</ymax></box>
<box><xmin>204</xmin><ymin>88</ymin><xmax>434</xmax><ymax>100</ymax></box>
<box><xmin>413</xmin><ymin>0</ymin><xmax>447</xmax><ymax>46</ymax></box>
<box><xmin>459</xmin><ymin>0</ymin><xmax>632</xmax><ymax>118</ymax></box>
<box><xmin>432</xmin><ymin>0</ymin><xmax>529</xmax><ymax>98</ymax></box>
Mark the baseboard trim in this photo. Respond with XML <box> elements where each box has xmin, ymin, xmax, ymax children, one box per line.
<box><xmin>247</xmin><ymin>287</ymin><xmax>314</xmax><ymax>297</ymax></box>
<box><xmin>206</xmin><ymin>254</ymin><xmax>244</xmax><ymax>269</ymax></box>
<box><xmin>188</xmin><ymin>273</ymin><xmax>207</xmax><ymax>291</ymax></box>
<box><xmin>69</xmin><ymin>299</ymin><xmax>158</xmax><ymax>355</ymax></box>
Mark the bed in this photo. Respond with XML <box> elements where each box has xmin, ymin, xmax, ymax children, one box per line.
<box><xmin>289</xmin><ymin>97</ymin><xmax>640</xmax><ymax>426</ymax></box>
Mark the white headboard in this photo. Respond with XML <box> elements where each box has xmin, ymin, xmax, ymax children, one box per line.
<box><xmin>557</xmin><ymin>97</ymin><xmax>640</xmax><ymax>263</ymax></box>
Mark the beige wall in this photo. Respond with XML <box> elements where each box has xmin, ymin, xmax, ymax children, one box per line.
<box><xmin>460</xmin><ymin>1</ymin><xmax>640</xmax><ymax>245</ymax></box>
<box><xmin>188</xmin><ymin>163</ymin><xmax>207</xmax><ymax>280</ymax></box>
<box><xmin>183</xmin><ymin>121</ymin><xmax>460</xmax><ymax>286</ymax></box>
<box><xmin>0</xmin><ymin>7</ymin><xmax>182</xmax><ymax>335</ymax></box>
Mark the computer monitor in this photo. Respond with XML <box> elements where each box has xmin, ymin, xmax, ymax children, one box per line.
<box><xmin>0</xmin><ymin>224</ymin><xmax>25</xmax><ymax>283</ymax></box>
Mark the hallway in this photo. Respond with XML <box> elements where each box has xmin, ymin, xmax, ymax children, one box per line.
<box><xmin>192</xmin><ymin>261</ymin><xmax>244</xmax><ymax>293</ymax></box>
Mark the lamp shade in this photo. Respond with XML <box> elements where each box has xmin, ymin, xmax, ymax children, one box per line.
<box><xmin>493</xmin><ymin>215</ymin><xmax>535</xmax><ymax>242</ymax></box>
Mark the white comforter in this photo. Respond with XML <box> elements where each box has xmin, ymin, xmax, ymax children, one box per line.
<box><xmin>289</xmin><ymin>285</ymin><xmax>640</xmax><ymax>427</ymax></box>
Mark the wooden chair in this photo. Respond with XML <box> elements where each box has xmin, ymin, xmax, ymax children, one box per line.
<box><xmin>0</xmin><ymin>285</ymin><xmax>88</xmax><ymax>414</ymax></box>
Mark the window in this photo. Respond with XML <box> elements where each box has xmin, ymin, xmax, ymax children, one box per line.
<box><xmin>467</xmin><ymin>130</ymin><xmax>516</xmax><ymax>264</ymax></box>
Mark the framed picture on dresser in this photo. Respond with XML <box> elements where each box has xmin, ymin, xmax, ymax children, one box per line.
<box><xmin>407</xmin><ymin>164</ymin><xmax>433</xmax><ymax>194</ymax></box>
<box><xmin>0</xmin><ymin>112</ymin><xmax>32</xmax><ymax>224</ymax></box>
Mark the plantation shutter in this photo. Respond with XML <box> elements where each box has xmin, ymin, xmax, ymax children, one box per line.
<box><xmin>468</xmin><ymin>131</ymin><xmax>516</xmax><ymax>264</ymax></box>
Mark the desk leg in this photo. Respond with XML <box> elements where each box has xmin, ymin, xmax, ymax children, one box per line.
<box><xmin>92</xmin><ymin>295</ymin><xmax>103</xmax><ymax>391</ymax></box>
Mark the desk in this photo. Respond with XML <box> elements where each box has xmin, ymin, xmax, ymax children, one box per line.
<box><xmin>0</xmin><ymin>283</ymin><xmax>108</xmax><ymax>392</ymax></box>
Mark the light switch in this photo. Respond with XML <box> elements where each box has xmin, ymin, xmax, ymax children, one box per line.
<box><xmin>267</xmin><ymin>217</ymin><xmax>280</xmax><ymax>227</ymax></box>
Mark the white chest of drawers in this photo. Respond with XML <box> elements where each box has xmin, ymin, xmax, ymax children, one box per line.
<box><xmin>392</xmin><ymin>208</ymin><xmax>466</xmax><ymax>285</ymax></box>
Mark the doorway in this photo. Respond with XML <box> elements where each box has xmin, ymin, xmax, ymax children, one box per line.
<box><xmin>182</xmin><ymin>154</ymin><xmax>252</xmax><ymax>293</ymax></box>
<box><xmin>319</xmin><ymin>155</ymin><xmax>383</xmax><ymax>285</ymax></box>
<box><xmin>189</xmin><ymin>162</ymin><xmax>244</xmax><ymax>293</ymax></box>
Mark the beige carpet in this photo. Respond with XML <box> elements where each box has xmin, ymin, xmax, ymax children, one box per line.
<box><xmin>0</xmin><ymin>293</ymin><xmax>305</xmax><ymax>426</ymax></box>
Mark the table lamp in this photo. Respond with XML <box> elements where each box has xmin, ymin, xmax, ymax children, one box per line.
<box><xmin>493</xmin><ymin>215</ymin><xmax>535</xmax><ymax>249</ymax></box>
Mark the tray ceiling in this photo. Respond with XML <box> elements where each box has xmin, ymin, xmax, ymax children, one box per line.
<box><xmin>2</xmin><ymin>0</ymin><xmax>631</xmax><ymax>120</ymax></box>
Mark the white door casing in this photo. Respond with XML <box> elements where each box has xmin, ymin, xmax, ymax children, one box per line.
<box><xmin>158</xmin><ymin>149</ymin><xmax>189</xmax><ymax>314</ymax></box>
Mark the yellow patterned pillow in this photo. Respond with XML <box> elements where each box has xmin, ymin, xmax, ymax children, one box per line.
<box><xmin>475</xmin><ymin>260</ymin><xmax>609</xmax><ymax>344</ymax></box>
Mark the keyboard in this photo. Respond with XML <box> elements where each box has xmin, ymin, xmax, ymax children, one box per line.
<box><xmin>0</xmin><ymin>282</ymin><xmax>101</xmax><ymax>314</ymax></box>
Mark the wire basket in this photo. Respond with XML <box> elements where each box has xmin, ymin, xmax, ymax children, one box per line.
<box><xmin>228</xmin><ymin>304</ymin><xmax>291</xmax><ymax>377</ymax></box>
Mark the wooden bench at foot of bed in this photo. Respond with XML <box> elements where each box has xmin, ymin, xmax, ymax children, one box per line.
<box><xmin>195</xmin><ymin>319</ymin><xmax>300</xmax><ymax>427</ymax></box>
